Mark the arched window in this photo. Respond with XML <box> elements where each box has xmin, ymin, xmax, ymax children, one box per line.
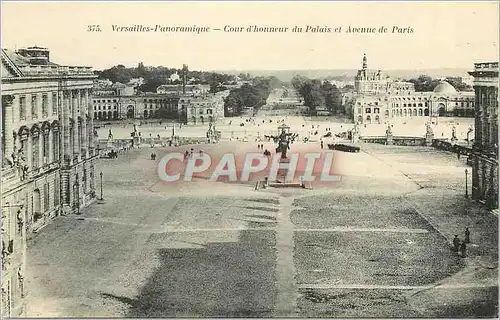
<box><xmin>31</xmin><ymin>125</ymin><xmax>40</xmax><ymax>169</ymax></box>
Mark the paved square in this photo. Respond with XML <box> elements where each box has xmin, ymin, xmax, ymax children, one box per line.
<box><xmin>26</xmin><ymin>137</ymin><xmax>498</xmax><ymax>318</ymax></box>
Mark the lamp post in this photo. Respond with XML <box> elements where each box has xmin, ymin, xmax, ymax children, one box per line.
<box><xmin>99</xmin><ymin>172</ymin><xmax>103</xmax><ymax>200</ymax></box>
<box><xmin>465</xmin><ymin>168</ymin><xmax>469</xmax><ymax>198</ymax></box>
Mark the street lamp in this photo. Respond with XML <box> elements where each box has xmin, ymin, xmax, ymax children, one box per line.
<box><xmin>465</xmin><ymin>168</ymin><xmax>469</xmax><ymax>198</ymax></box>
<box><xmin>99</xmin><ymin>172</ymin><xmax>103</xmax><ymax>200</ymax></box>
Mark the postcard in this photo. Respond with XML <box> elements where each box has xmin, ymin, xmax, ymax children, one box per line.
<box><xmin>1</xmin><ymin>1</ymin><xmax>498</xmax><ymax>318</ymax></box>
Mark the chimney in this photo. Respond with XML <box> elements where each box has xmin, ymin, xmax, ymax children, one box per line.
<box><xmin>17</xmin><ymin>46</ymin><xmax>50</xmax><ymax>65</ymax></box>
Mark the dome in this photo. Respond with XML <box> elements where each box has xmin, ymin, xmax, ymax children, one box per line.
<box><xmin>433</xmin><ymin>81</ymin><xmax>457</xmax><ymax>95</ymax></box>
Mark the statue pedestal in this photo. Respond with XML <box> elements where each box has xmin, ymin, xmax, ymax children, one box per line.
<box><xmin>277</xmin><ymin>157</ymin><xmax>290</xmax><ymax>182</ymax></box>
<box><xmin>425</xmin><ymin>133</ymin><xmax>434</xmax><ymax>146</ymax></box>
<box><xmin>386</xmin><ymin>134</ymin><xmax>393</xmax><ymax>145</ymax></box>
<box><xmin>133</xmin><ymin>136</ymin><xmax>141</xmax><ymax>147</ymax></box>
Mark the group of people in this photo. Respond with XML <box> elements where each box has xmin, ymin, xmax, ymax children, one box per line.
<box><xmin>452</xmin><ymin>227</ymin><xmax>471</xmax><ymax>258</ymax></box>
<box><xmin>150</xmin><ymin>153</ymin><xmax>157</xmax><ymax>160</ymax></box>
<box><xmin>183</xmin><ymin>148</ymin><xmax>204</xmax><ymax>160</ymax></box>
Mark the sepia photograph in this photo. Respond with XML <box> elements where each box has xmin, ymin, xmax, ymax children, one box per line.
<box><xmin>1</xmin><ymin>1</ymin><xmax>498</xmax><ymax>318</ymax></box>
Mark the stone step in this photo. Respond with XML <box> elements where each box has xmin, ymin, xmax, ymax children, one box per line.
<box><xmin>269</xmin><ymin>182</ymin><xmax>303</xmax><ymax>188</ymax></box>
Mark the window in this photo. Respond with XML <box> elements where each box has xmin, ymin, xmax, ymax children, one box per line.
<box><xmin>54</xmin><ymin>177</ymin><xmax>60</xmax><ymax>206</ymax></box>
<box><xmin>83</xmin><ymin>168</ymin><xmax>87</xmax><ymax>193</ymax></box>
<box><xmin>19</xmin><ymin>96</ymin><xmax>26</xmax><ymax>119</ymax></box>
<box><xmin>365</xmin><ymin>108</ymin><xmax>371</xmax><ymax>114</ymax></box>
<box><xmin>43</xmin><ymin>132</ymin><xmax>49</xmax><ymax>164</ymax></box>
<box><xmin>31</xmin><ymin>94</ymin><xmax>37</xmax><ymax>118</ymax></box>
<box><xmin>52</xmin><ymin>93</ymin><xmax>57</xmax><ymax>115</ymax></box>
<box><xmin>32</xmin><ymin>134</ymin><xmax>39</xmax><ymax>168</ymax></box>
<box><xmin>42</xmin><ymin>95</ymin><xmax>48</xmax><ymax>116</ymax></box>
<box><xmin>44</xmin><ymin>184</ymin><xmax>49</xmax><ymax>211</ymax></box>
<box><xmin>53</xmin><ymin>130</ymin><xmax>59</xmax><ymax>161</ymax></box>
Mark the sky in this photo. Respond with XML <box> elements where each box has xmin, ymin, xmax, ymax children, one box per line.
<box><xmin>1</xmin><ymin>1</ymin><xmax>498</xmax><ymax>71</ymax></box>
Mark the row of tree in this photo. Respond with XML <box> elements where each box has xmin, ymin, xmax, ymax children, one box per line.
<box><xmin>95</xmin><ymin>63</ymin><xmax>237</xmax><ymax>93</ymax></box>
<box><xmin>291</xmin><ymin>75</ymin><xmax>343</xmax><ymax>114</ymax></box>
<box><xmin>224</xmin><ymin>76</ymin><xmax>283</xmax><ymax>116</ymax></box>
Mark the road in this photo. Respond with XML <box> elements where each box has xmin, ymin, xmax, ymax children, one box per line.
<box><xmin>25</xmin><ymin>140</ymin><xmax>497</xmax><ymax>317</ymax></box>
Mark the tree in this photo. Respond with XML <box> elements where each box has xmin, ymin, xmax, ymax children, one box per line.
<box><xmin>321</xmin><ymin>81</ymin><xmax>342</xmax><ymax>115</ymax></box>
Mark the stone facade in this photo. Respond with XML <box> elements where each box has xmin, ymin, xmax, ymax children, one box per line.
<box><xmin>468</xmin><ymin>62</ymin><xmax>499</xmax><ymax>209</ymax></box>
<box><xmin>1</xmin><ymin>47</ymin><xmax>98</xmax><ymax>317</ymax></box>
<box><xmin>178</xmin><ymin>90</ymin><xmax>228</xmax><ymax>125</ymax></box>
<box><xmin>345</xmin><ymin>54</ymin><xmax>475</xmax><ymax>124</ymax></box>
<box><xmin>92</xmin><ymin>90</ymin><xmax>180</xmax><ymax>120</ymax></box>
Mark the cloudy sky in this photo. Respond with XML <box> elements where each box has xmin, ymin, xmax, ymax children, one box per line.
<box><xmin>1</xmin><ymin>1</ymin><xmax>498</xmax><ymax>71</ymax></box>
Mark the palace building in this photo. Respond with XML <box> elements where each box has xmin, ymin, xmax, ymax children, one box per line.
<box><xmin>92</xmin><ymin>83</ymin><xmax>180</xmax><ymax>120</ymax></box>
<box><xmin>345</xmin><ymin>54</ymin><xmax>475</xmax><ymax>124</ymax></box>
<box><xmin>468</xmin><ymin>62</ymin><xmax>498</xmax><ymax>209</ymax></box>
<box><xmin>1</xmin><ymin>46</ymin><xmax>98</xmax><ymax>317</ymax></box>
<box><xmin>178</xmin><ymin>90</ymin><xmax>228</xmax><ymax>125</ymax></box>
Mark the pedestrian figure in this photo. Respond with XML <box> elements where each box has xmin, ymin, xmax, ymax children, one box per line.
<box><xmin>460</xmin><ymin>241</ymin><xmax>467</xmax><ymax>257</ymax></box>
<box><xmin>453</xmin><ymin>235</ymin><xmax>460</xmax><ymax>252</ymax></box>
<box><xmin>257</xmin><ymin>144</ymin><xmax>261</xmax><ymax>150</ymax></box>
<box><xmin>465</xmin><ymin>227</ymin><xmax>470</xmax><ymax>243</ymax></box>
<box><xmin>320</xmin><ymin>141</ymin><xmax>324</xmax><ymax>149</ymax></box>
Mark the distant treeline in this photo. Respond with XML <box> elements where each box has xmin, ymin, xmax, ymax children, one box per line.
<box><xmin>95</xmin><ymin>63</ymin><xmax>239</xmax><ymax>93</ymax></box>
<box><xmin>406</xmin><ymin>75</ymin><xmax>472</xmax><ymax>92</ymax></box>
<box><xmin>291</xmin><ymin>75</ymin><xmax>342</xmax><ymax>114</ymax></box>
<box><xmin>224</xmin><ymin>76</ymin><xmax>283</xmax><ymax>116</ymax></box>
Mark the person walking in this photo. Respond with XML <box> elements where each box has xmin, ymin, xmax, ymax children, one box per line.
<box><xmin>452</xmin><ymin>235</ymin><xmax>460</xmax><ymax>252</ymax></box>
<box><xmin>465</xmin><ymin>227</ymin><xmax>470</xmax><ymax>243</ymax></box>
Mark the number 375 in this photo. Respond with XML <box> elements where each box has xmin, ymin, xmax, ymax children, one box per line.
<box><xmin>87</xmin><ymin>25</ymin><xmax>102</xmax><ymax>32</ymax></box>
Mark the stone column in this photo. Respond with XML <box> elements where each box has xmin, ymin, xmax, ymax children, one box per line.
<box><xmin>62</xmin><ymin>91</ymin><xmax>71</xmax><ymax>163</ymax></box>
<box><xmin>72</xmin><ymin>91</ymin><xmax>79</xmax><ymax>158</ymax></box>
<box><xmin>87</xmin><ymin>89</ymin><xmax>95</xmax><ymax>152</ymax></box>
<box><xmin>474</xmin><ymin>86</ymin><xmax>482</xmax><ymax>148</ymax></box>
<box><xmin>80</xmin><ymin>90</ymin><xmax>87</xmax><ymax>157</ymax></box>
<box><xmin>2</xmin><ymin>95</ymin><xmax>15</xmax><ymax>161</ymax></box>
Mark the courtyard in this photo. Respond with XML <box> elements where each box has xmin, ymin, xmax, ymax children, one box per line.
<box><xmin>25</xmin><ymin>138</ymin><xmax>497</xmax><ymax>317</ymax></box>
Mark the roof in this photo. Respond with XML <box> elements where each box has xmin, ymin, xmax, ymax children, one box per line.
<box><xmin>2</xmin><ymin>49</ymin><xmax>58</xmax><ymax>67</ymax></box>
<box><xmin>433</xmin><ymin>81</ymin><xmax>457</xmax><ymax>95</ymax></box>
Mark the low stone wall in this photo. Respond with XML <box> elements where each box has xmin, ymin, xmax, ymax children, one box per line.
<box><xmin>360</xmin><ymin>136</ymin><xmax>426</xmax><ymax>146</ymax></box>
<box><xmin>432</xmin><ymin>139</ymin><xmax>473</xmax><ymax>155</ymax></box>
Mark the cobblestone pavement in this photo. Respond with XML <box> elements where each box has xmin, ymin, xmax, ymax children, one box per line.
<box><xmin>25</xmin><ymin>140</ymin><xmax>497</xmax><ymax>317</ymax></box>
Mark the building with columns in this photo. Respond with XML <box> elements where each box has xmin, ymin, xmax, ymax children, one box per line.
<box><xmin>468</xmin><ymin>62</ymin><xmax>498</xmax><ymax>209</ymax></box>
<box><xmin>92</xmin><ymin>83</ymin><xmax>180</xmax><ymax>120</ymax></box>
<box><xmin>178</xmin><ymin>90</ymin><xmax>228</xmax><ymax>125</ymax></box>
<box><xmin>1</xmin><ymin>46</ymin><xmax>98</xmax><ymax>317</ymax></box>
<box><xmin>344</xmin><ymin>54</ymin><xmax>475</xmax><ymax>124</ymax></box>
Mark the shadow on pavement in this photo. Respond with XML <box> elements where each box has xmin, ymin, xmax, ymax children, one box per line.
<box><xmin>102</xmin><ymin>229</ymin><xmax>277</xmax><ymax>317</ymax></box>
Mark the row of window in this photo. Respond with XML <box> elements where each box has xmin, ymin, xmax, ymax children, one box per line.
<box><xmin>18</xmin><ymin>93</ymin><xmax>57</xmax><ymax>120</ymax></box>
<box><xmin>189</xmin><ymin>108</ymin><xmax>214</xmax><ymax>115</ymax></box>
<box><xmin>93</xmin><ymin>98</ymin><xmax>177</xmax><ymax>103</ymax></box>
